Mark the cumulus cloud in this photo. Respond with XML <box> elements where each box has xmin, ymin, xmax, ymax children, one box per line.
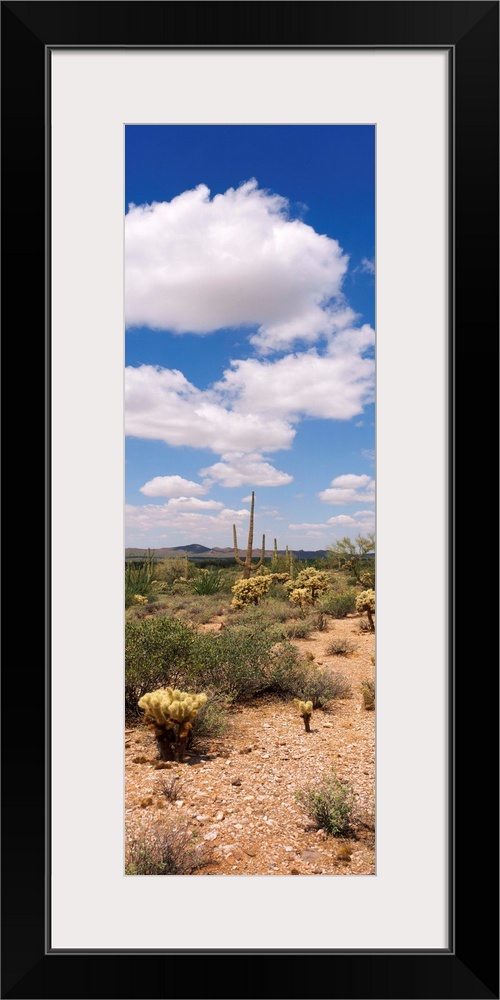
<box><xmin>125</xmin><ymin>179</ymin><xmax>349</xmax><ymax>353</ymax></box>
<box><xmin>318</xmin><ymin>473</ymin><xmax>375</xmax><ymax>505</ymax></box>
<box><xmin>327</xmin><ymin>509</ymin><xmax>375</xmax><ymax>532</ymax></box>
<box><xmin>125</xmin><ymin>503</ymin><xmax>249</xmax><ymax>541</ymax></box>
<box><xmin>125</xmin><ymin>365</ymin><xmax>295</xmax><ymax>454</ymax></box>
<box><xmin>200</xmin><ymin>453</ymin><xmax>293</xmax><ymax>488</ymax></box>
<box><xmin>160</xmin><ymin>497</ymin><xmax>224</xmax><ymax>512</ymax></box>
<box><xmin>139</xmin><ymin>475</ymin><xmax>207</xmax><ymax>498</ymax></box>
<box><xmin>215</xmin><ymin>327</ymin><xmax>375</xmax><ymax>422</ymax></box>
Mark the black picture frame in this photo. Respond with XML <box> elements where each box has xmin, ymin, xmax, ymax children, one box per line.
<box><xmin>1</xmin><ymin>2</ymin><xmax>498</xmax><ymax>998</ymax></box>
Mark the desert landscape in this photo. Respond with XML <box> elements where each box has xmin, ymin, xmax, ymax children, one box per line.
<box><xmin>125</xmin><ymin>555</ymin><xmax>375</xmax><ymax>877</ymax></box>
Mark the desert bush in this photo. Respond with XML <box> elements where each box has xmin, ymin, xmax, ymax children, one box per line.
<box><xmin>152</xmin><ymin>555</ymin><xmax>192</xmax><ymax>586</ymax></box>
<box><xmin>291</xmin><ymin>667</ymin><xmax>351</xmax><ymax>708</ymax></box>
<box><xmin>190</xmin><ymin>569</ymin><xmax>223</xmax><ymax>595</ymax></box>
<box><xmin>263</xmin><ymin>644</ymin><xmax>350</xmax><ymax>707</ymax></box>
<box><xmin>188</xmin><ymin>625</ymin><xmax>276</xmax><ymax>700</ymax></box>
<box><xmin>125</xmin><ymin>616</ymin><xmax>199</xmax><ymax>714</ymax></box>
<box><xmin>191</xmin><ymin>689</ymin><xmax>230</xmax><ymax>741</ymax></box>
<box><xmin>295</xmin><ymin>771</ymin><xmax>357</xmax><ymax>837</ymax></box>
<box><xmin>319</xmin><ymin>590</ymin><xmax>357</xmax><ymax>619</ymax></box>
<box><xmin>125</xmin><ymin>819</ymin><xmax>211</xmax><ymax>875</ymax></box>
<box><xmin>125</xmin><ymin>550</ymin><xmax>157</xmax><ymax>608</ymax></box>
<box><xmin>327</xmin><ymin>637</ymin><xmax>356</xmax><ymax>656</ymax></box>
<box><xmin>158</xmin><ymin>773</ymin><xmax>181</xmax><ymax>802</ymax></box>
<box><xmin>356</xmin><ymin>589</ymin><xmax>375</xmax><ymax>630</ymax></box>
<box><xmin>282</xmin><ymin>619</ymin><xmax>314</xmax><ymax>639</ymax></box>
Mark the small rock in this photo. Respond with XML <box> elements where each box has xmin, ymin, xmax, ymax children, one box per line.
<box><xmin>215</xmin><ymin>811</ymin><xmax>225</xmax><ymax>821</ymax></box>
<box><xmin>174</xmin><ymin>800</ymin><xmax>184</xmax><ymax>807</ymax></box>
<box><xmin>316</xmin><ymin>829</ymin><xmax>327</xmax><ymax>841</ymax></box>
<box><xmin>290</xmin><ymin>868</ymin><xmax>301</xmax><ymax>875</ymax></box>
<box><xmin>203</xmin><ymin>830</ymin><xmax>218</xmax><ymax>841</ymax></box>
<box><xmin>154</xmin><ymin>761</ymin><xmax>172</xmax><ymax>770</ymax></box>
<box><xmin>301</xmin><ymin>850</ymin><xmax>323</xmax><ymax>863</ymax></box>
<box><xmin>323</xmin><ymin>723</ymin><xmax>333</xmax><ymax>729</ymax></box>
<box><xmin>231</xmin><ymin>778</ymin><xmax>242</xmax><ymax>786</ymax></box>
<box><xmin>262</xmin><ymin>724</ymin><xmax>271</xmax><ymax>729</ymax></box>
<box><xmin>196</xmin><ymin>814</ymin><xmax>209</xmax><ymax>822</ymax></box>
<box><xmin>132</xmin><ymin>756</ymin><xmax>149</xmax><ymax>764</ymax></box>
<box><xmin>239</xmin><ymin>747</ymin><xmax>253</xmax><ymax>754</ymax></box>
<box><xmin>284</xmin><ymin>846</ymin><xmax>294</xmax><ymax>852</ymax></box>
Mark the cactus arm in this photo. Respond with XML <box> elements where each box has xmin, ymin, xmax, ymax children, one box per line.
<box><xmin>233</xmin><ymin>524</ymin><xmax>246</xmax><ymax>566</ymax></box>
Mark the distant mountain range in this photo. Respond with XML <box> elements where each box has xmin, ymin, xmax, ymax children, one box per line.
<box><xmin>125</xmin><ymin>544</ymin><xmax>328</xmax><ymax>560</ymax></box>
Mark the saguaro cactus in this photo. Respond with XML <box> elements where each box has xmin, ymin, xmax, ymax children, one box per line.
<box><xmin>233</xmin><ymin>491</ymin><xmax>265</xmax><ymax>579</ymax></box>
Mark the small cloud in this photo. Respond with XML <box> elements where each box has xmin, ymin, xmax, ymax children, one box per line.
<box><xmin>359</xmin><ymin>257</ymin><xmax>375</xmax><ymax>275</ymax></box>
<box><xmin>200</xmin><ymin>453</ymin><xmax>293</xmax><ymax>488</ymax></box>
<box><xmin>318</xmin><ymin>473</ymin><xmax>375</xmax><ymax>505</ymax></box>
<box><xmin>139</xmin><ymin>475</ymin><xmax>207</xmax><ymax>498</ymax></box>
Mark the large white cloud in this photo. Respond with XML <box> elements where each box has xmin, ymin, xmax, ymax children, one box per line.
<box><xmin>200</xmin><ymin>452</ymin><xmax>293</xmax><ymax>488</ymax></box>
<box><xmin>125</xmin><ymin>179</ymin><xmax>349</xmax><ymax>352</ymax></box>
<box><xmin>139</xmin><ymin>475</ymin><xmax>207</xmax><ymax>498</ymax></box>
<box><xmin>319</xmin><ymin>473</ymin><xmax>375</xmax><ymax>505</ymax></box>
<box><xmin>125</xmin><ymin>364</ymin><xmax>295</xmax><ymax>454</ymax></box>
<box><xmin>215</xmin><ymin>326</ymin><xmax>374</xmax><ymax>421</ymax></box>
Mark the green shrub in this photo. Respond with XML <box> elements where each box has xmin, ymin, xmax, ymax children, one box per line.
<box><xmin>264</xmin><ymin>645</ymin><xmax>350</xmax><ymax>707</ymax></box>
<box><xmin>191</xmin><ymin>690</ymin><xmax>230</xmax><ymax>740</ymax></box>
<box><xmin>283</xmin><ymin>619</ymin><xmax>314</xmax><ymax>639</ymax></box>
<box><xmin>125</xmin><ymin>551</ymin><xmax>157</xmax><ymax>608</ymax></box>
<box><xmin>291</xmin><ymin>667</ymin><xmax>351</xmax><ymax>708</ymax></box>
<box><xmin>125</xmin><ymin>819</ymin><xmax>211</xmax><ymax>875</ymax></box>
<box><xmin>319</xmin><ymin>590</ymin><xmax>357</xmax><ymax>618</ymax></box>
<box><xmin>125</xmin><ymin>616</ymin><xmax>199</xmax><ymax>714</ymax></box>
<box><xmin>190</xmin><ymin>569</ymin><xmax>223</xmax><ymax>595</ymax></box>
<box><xmin>295</xmin><ymin>771</ymin><xmax>357</xmax><ymax>837</ymax></box>
<box><xmin>188</xmin><ymin>625</ymin><xmax>276</xmax><ymax>700</ymax></box>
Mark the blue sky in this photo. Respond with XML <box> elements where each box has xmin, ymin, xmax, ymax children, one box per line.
<box><xmin>125</xmin><ymin>125</ymin><xmax>375</xmax><ymax>551</ymax></box>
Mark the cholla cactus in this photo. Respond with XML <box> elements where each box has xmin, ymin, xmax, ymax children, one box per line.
<box><xmin>294</xmin><ymin>698</ymin><xmax>313</xmax><ymax>732</ymax></box>
<box><xmin>285</xmin><ymin>567</ymin><xmax>329</xmax><ymax>606</ymax></box>
<box><xmin>288</xmin><ymin>586</ymin><xmax>313</xmax><ymax>611</ymax></box>
<box><xmin>356</xmin><ymin>589</ymin><xmax>375</xmax><ymax>630</ymax></box>
<box><xmin>138</xmin><ymin>687</ymin><xmax>207</xmax><ymax>761</ymax></box>
<box><xmin>230</xmin><ymin>575</ymin><xmax>272</xmax><ymax>609</ymax></box>
<box><xmin>361</xmin><ymin>679</ymin><xmax>375</xmax><ymax>710</ymax></box>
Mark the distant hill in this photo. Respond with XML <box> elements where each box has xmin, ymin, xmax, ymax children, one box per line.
<box><xmin>126</xmin><ymin>545</ymin><xmax>328</xmax><ymax>560</ymax></box>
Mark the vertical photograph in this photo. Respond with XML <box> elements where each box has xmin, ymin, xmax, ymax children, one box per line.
<box><xmin>124</xmin><ymin>125</ymin><xmax>375</xmax><ymax>875</ymax></box>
